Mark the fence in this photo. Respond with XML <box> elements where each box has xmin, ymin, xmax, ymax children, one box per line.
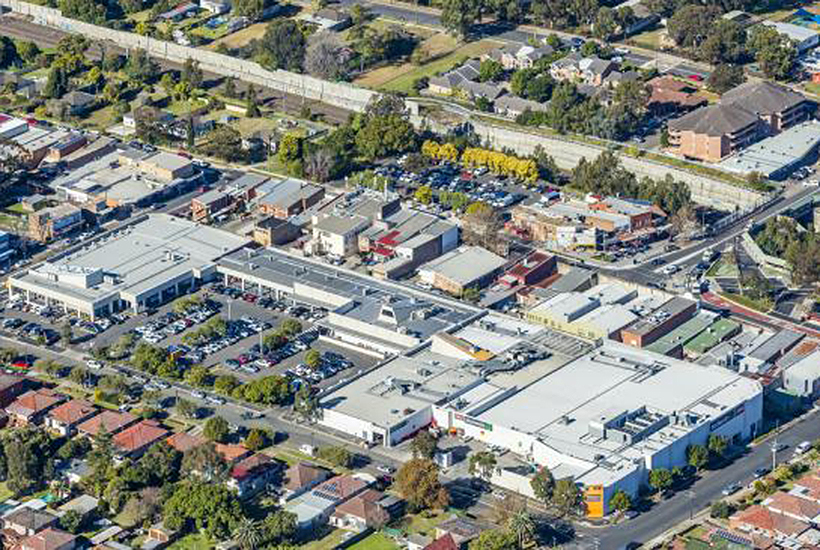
<box><xmin>0</xmin><ymin>0</ymin><xmax>377</xmax><ymax>112</ymax></box>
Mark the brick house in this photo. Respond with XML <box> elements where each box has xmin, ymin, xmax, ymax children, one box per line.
<box><xmin>5</xmin><ymin>389</ymin><xmax>66</xmax><ymax>426</ymax></box>
<box><xmin>45</xmin><ymin>399</ymin><xmax>98</xmax><ymax>436</ymax></box>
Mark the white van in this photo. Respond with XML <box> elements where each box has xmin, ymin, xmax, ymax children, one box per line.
<box><xmin>796</xmin><ymin>441</ymin><xmax>812</xmax><ymax>455</ymax></box>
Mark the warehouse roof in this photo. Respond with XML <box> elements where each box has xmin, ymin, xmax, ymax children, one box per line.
<box><xmin>622</xmin><ymin>296</ymin><xmax>695</xmax><ymax>338</ymax></box>
<box><xmin>645</xmin><ymin>313</ymin><xmax>715</xmax><ymax>356</ymax></box>
<box><xmin>575</xmin><ymin>304</ymin><xmax>637</xmax><ymax>336</ymax></box>
<box><xmin>718</xmin><ymin>121</ymin><xmax>820</xmax><ymax>178</ymax></box>
<box><xmin>420</xmin><ymin>246</ymin><xmax>507</xmax><ymax>287</ymax></box>
<box><xmin>684</xmin><ymin>318</ymin><xmax>741</xmax><ymax>356</ymax></box>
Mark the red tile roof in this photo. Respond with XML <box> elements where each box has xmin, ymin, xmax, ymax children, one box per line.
<box><xmin>731</xmin><ymin>504</ymin><xmax>810</xmax><ymax>538</ymax></box>
<box><xmin>165</xmin><ymin>432</ymin><xmax>206</xmax><ymax>453</ymax></box>
<box><xmin>764</xmin><ymin>492</ymin><xmax>820</xmax><ymax>521</ymax></box>
<box><xmin>313</xmin><ymin>475</ymin><xmax>367</xmax><ymax>502</ymax></box>
<box><xmin>284</xmin><ymin>462</ymin><xmax>330</xmax><ymax>492</ymax></box>
<box><xmin>424</xmin><ymin>534</ymin><xmax>458</xmax><ymax>550</ymax></box>
<box><xmin>215</xmin><ymin>443</ymin><xmax>251</xmax><ymax>463</ymax></box>
<box><xmin>794</xmin><ymin>475</ymin><xmax>820</xmax><ymax>501</ymax></box>
<box><xmin>332</xmin><ymin>489</ymin><xmax>387</xmax><ymax>525</ymax></box>
<box><xmin>112</xmin><ymin>420</ymin><xmax>169</xmax><ymax>454</ymax></box>
<box><xmin>77</xmin><ymin>410</ymin><xmax>137</xmax><ymax>436</ymax></box>
<box><xmin>46</xmin><ymin>399</ymin><xmax>97</xmax><ymax>425</ymax></box>
<box><xmin>230</xmin><ymin>453</ymin><xmax>277</xmax><ymax>481</ymax></box>
<box><xmin>6</xmin><ymin>389</ymin><xmax>64</xmax><ymax>418</ymax></box>
<box><xmin>19</xmin><ymin>528</ymin><xmax>76</xmax><ymax>550</ymax></box>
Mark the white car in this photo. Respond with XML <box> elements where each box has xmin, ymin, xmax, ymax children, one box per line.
<box><xmin>86</xmin><ymin>359</ymin><xmax>103</xmax><ymax>370</ymax></box>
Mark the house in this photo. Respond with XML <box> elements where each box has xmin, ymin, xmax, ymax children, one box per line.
<box><xmin>215</xmin><ymin>443</ymin><xmax>252</xmax><ymax>464</ymax></box>
<box><xmin>4</xmin><ymin>508</ymin><xmax>58</xmax><ymax>536</ymax></box>
<box><xmin>45</xmin><ymin>399</ymin><xmax>97</xmax><ymax>436</ymax></box>
<box><xmin>200</xmin><ymin>0</ymin><xmax>230</xmax><ymax>14</ymax></box>
<box><xmin>721</xmin><ymin>80</ymin><xmax>810</xmax><ymax>135</ymax></box>
<box><xmin>57</xmin><ymin>495</ymin><xmax>98</xmax><ymax>522</ymax></box>
<box><xmin>311</xmin><ymin>214</ymin><xmax>371</xmax><ymax>258</ymax></box>
<box><xmin>158</xmin><ymin>2</ymin><xmax>198</xmax><ymax>20</ymax></box>
<box><xmin>460</xmin><ymin>81</ymin><xmax>504</xmax><ymax>101</ymax></box>
<box><xmin>616</xmin><ymin>0</ymin><xmax>661</xmax><ymax>35</ymax></box>
<box><xmin>730</xmin><ymin>505</ymin><xmax>810</xmax><ymax>539</ymax></box>
<box><xmin>5</xmin><ymin>389</ymin><xmax>66</xmax><ymax>426</ymax></box>
<box><xmin>647</xmin><ymin>76</ymin><xmax>707</xmax><ymax>115</ymax></box>
<box><xmin>281</xmin><ymin>462</ymin><xmax>332</xmax><ymax>503</ymax></box>
<box><xmin>0</xmin><ymin>374</ymin><xmax>29</xmax><ymax>408</ymax></box>
<box><xmin>302</xmin><ymin>8</ymin><xmax>352</xmax><ymax>31</ymax></box>
<box><xmin>77</xmin><ymin>410</ymin><xmax>138</xmax><ymax>438</ymax></box>
<box><xmin>329</xmin><ymin>489</ymin><xmax>391</xmax><ymax>531</ymax></box>
<box><xmin>28</xmin><ymin>204</ymin><xmax>84</xmax><ymax>243</ymax></box>
<box><xmin>228</xmin><ymin>453</ymin><xmax>282</xmax><ymax>498</ymax></box>
<box><xmin>61</xmin><ymin>458</ymin><xmax>91</xmax><ymax>485</ymax></box>
<box><xmin>144</xmin><ymin>522</ymin><xmax>179</xmax><ymax>548</ymax></box>
<box><xmin>491</xmin><ymin>44</ymin><xmax>554</xmax><ymax>70</ymax></box>
<box><xmin>761</xmin><ymin>21</ymin><xmax>820</xmax><ymax>53</ymax></box>
<box><xmin>285</xmin><ymin>474</ymin><xmax>375</xmax><ymax>531</ymax></box>
<box><xmin>666</xmin><ymin>102</ymin><xmax>762</xmax><ymax>162</ymax></box>
<box><xmin>0</xmin><ymin>72</ymin><xmax>40</xmax><ymax>99</ymax></box>
<box><xmin>165</xmin><ymin>431</ymin><xmax>206</xmax><ymax>453</ymax></box>
<box><xmin>19</xmin><ymin>528</ymin><xmax>76</xmax><ymax>550</ymax></box>
<box><xmin>762</xmin><ymin>492</ymin><xmax>820</xmax><ymax>523</ymax></box>
<box><xmin>428</xmin><ymin>60</ymin><xmax>481</xmax><ymax>95</ymax></box>
<box><xmin>122</xmin><ymin>106</ymin><xmax>174</xmax><ymax>130</ymax></box>
<box><xmin>435</xmin><ymin>516</ymin><xmax>486</xmax><ymax>547</ymax></box>
<box><xmin>493</xmin><ymin>95</ymin><xmax>548</xmax><ymax>118</ymax></box>
<box><xmin>60</xmin><ymin>91</ymin><xmax>96</xmax><ymax>116</ymax></box>
<box><xmin>423</xmin><ymin>535</ymin><xmax>459</xmax><ymax>550</ymax></box>
<box><xmin>550</xmin><ymin>54</ymin><xmax>616</xmax><ymax>87</ymax></box>
<box><xmin>112</xmin><ymin>420</ymin><xmax>169</xmax><ymax>459</ymax></box>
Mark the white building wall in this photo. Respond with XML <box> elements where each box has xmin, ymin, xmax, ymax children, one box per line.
<box><xmin>320</xmin><ymin>408</ymin><xmax>386</xmax><ymax>444</ymax></box>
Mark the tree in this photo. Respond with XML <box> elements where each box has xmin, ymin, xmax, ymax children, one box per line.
<box><xmin>414</xmin><ymin>185</ymin><xmax>433</xmax><ymax>205</ymax></box>
<box><xmin>304</xmin><ymin>349</ymin><xmax>322</xmax><ymax>370</ymax></box>
<box><xmin>224</xmin><ymin>76</ymin><xmax>237</xmax><ymax>99</ymax></box>
<box><xmin>176</xmin><ymin>398</ymin><xmax>198</xmax><ymax>419</ymax></box>
<box><xmin>648</xmin><ymin>468</ymin><xmax>674</xmax><ymax>493</ymax></box>
<box><xmin>610</xmin><ymin>490</ymin><xmax>631</xmax><ymax>513</ymax></box>
<box><xmin>355</xmin><ymin>98</ymin><xmax>417</xmax><ymax>161</ymax></box>
<box><xmin>244</xmin><ymin>428</ymin><xmax>269</xmax><ymax>451</ymax></box>
<box><xmin>410</xmin><ymin>431</ymin><xmax>438</xmax><ymax>459</ymax></box>
<box><xmin>244</xmin><ymin>84</ymin><xmax>260</xmax><ymax>118</ymax></box>
<box><xmin>711</xmin><ymin>500</ymin><xmax>733</xmax><ymax>519</ymax></box>
<box><xmin>182</xmin><ymin>443</ymin><xmax>227</xmax><ymax>481</ymax></box>
<box><xmin>163</xmin><ymin>481</ymin><xmax>243</xmax><ymax>540</ymax></box>
<box><xmin>281</xmin><ymin>318</ymin><xmax>303</xmax><ymax>337</ymax></box>
<box><xmin>181</xmin><ymin>58</ymin><xmax>203</xmax><ymax>89</ymax></box>
<box><xmin>317</xmin><ymin>446</ymin><xmax>353</xmax><ymax>468</ymax></box>
<box><xmin>304</xmin><ymin>148</ymin><xmax>335</xmax><ymax>183</ymax></box>
<box><xmin>593</xmin><ymin>6</ymin><xmax>617</xmax><ymax>40</ymax></box>
<box><xmin>530</xmin><ymin>466</ymin><xmax>555</xmax><ymax>505</ymax></box>
<box><xmin>686</xmin><ymin>445</ymin><xmax>709</xmax><ymax>471</ymax></box>
<box><xmin>748</xmin><ymin>24</ymin><xmax>796</xmax><ymax>80</ymax></box>
<box><xmin>469</xmin><ymin>451</ymin><xmax>497</xmax><ymax>483</ymax></box>
<box><xmin>293</xmin><ymin>383</ymin><xmax>322</xmax><ymax>423</ymax></box>
<box><xmin>0</xmin><ymin>37</ymin><xmax>19</xmax><ymax>70</ymax></box>
<box><xmin>3</xmin><ymin>428</ymin><xmax>52</xmax><ymax>497</ymax></box>
<box><xmin>124</xmin><ymin>49</ymin><xmax>159</xmax><ymax>85</ymax></box>
<box><xmin>59</xmin><ymin>509</ymin><xmax>84</xmax><ymax>534</ymax></box>
<box><xmin>199</xmin><ymin>125</ymin><xmax>245</xmax><ymax>162</ymax></box>
<box><xmin>43</xmin><ymin>66</ymin><xmax>69</xmax><ymax>99</ymax></box>
<box><xmin>234</xmin><ymin>0</ymin><xmax>269</xmax><ymax>21</ymax></box>
<box><xmin>17</xmin><ymin>41</ymin><xmax>40</xmax><ymax>65</ymax></box>
<box><xmin>59</xmin><ymin>0</ymin><xmax>108</xmax><ymax>23</ymax></box>
<box><xmin>257</xmin><ymin>20</ymin><xmax>306</xmax><ymax>71</ymax></box>
<box><xmin>707</xmin><ymin>63</ymin><xmax>745</xmax><ymax>93</ymax></box>
<box><xmin>204</xmin><ymin>416</ymin><xmax>230</xmax><ymax>443</ymax></box>
<box><xmin>396</xmin><ymin>458</ymin><xmax>449</xmax><ymax>511</ymax></box>
<box><xmin>440</xmin><ymin>0</ymin><xmax>481</xmax><ymax>38</ymax></box>
<box><xmin>700</xmin><ymin>19</ymin><xmax>747</xmax><ymax>64</ymax></box>
<box><xmin>234</xmin><ymin>518</ymin><xmax>263</xmax><ymax>550</ymax></box>
<box><xmin>462</xmin><ymin>200</ymin><xmax>504</xmax><ymax>254</ymax></box>
<box><xmin>667</xmin><ymin>5</ymin><xmax>718</xmax><ymax>49</ymax></box>
<box><xmin>552</xmin><ymin>478</ymin><xmax>581</xmax><ymax>516</ymax></box>
<box><xmin>507</xmin><ymin>508</ymin><xmax>536</xmax><ymax>549</ymax></box>
<box><xmin>263</xmin><ymin>510</ymin><xmax>297</xmax><ymax>546</ymax></box>
<box><xmin>479</xmin><ymin>59</ymin><xmax>504</xmax><ymax>82</ymax></box>
<box><xmin>305</xmin><ymin>32</ymin><xmax>346</xmax><ymax>80</ymax></box>
<box><xmin>140</xmin><ymin>442</ymin><xmax>182</xmax><ymax>486</ymax></box>
<box><xmin>60</xmin><ymin>322</ymin><xmax>73</xmax><ymax>345</ymax></box>
<box><xmin>468</xmin><ymin>528</ymin><xmax>517</xmax><ymax>550</ymax></box>
<box><xmin>708</xmin><ymin>434</ymin><xmax>729</xmax><ymax>460</ymax></box>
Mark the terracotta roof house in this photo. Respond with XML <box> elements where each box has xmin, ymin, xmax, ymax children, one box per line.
<box><xmin>435</xmin><ymin>517</ymin><xmax>487</xmax><ymax>547</ymax></box>
<box><xmin>77</xmin><ymin>410</ymin><xmax>137</xmax><ymax>438</ymax></box>
<box><xmin>45</xmin><ymin>399</ymin><xmax>98</xmax><ymax>436</ymax></box>
<box><xmin>4</xmin><ymin>508</ymin><xmax>58</xmax><ymax>537</ymax></box>
<box><xmin>329</xmin><ymin>489</ymin><xmax>391</xmax><ymax>531</ymax></box>
<box><xmin>228</xmin><ymin>453</ymin><xmax>283</xmax><ymax>499</ymax></box>
<box><xmin>667</xmin><ymin>103</ymin><xmax>762</xmax><ymax>162</ymax></box>
<box><xmin>281</xmin><ymin>462</ymin><xmax>332</xmax><ymax>502</ymax></box>
<box><xmin>215</xmin><ymin>443</ymin><xmax>252</xmax><ymax>463</ymax></box>
<box><xmin>647</xmin><ymin>76</ymin><xmax>708</xmax><ymax>115</ymax></box>
<box><xmin>0</xmin><ymin>374</ymin><xmax>29</xmax><ymax>408</ymax></box>
<box><xmin>165</xmin><ymin>432</ymin><xmax>206</xmax><ymax>453</ymax></box>
<box><xmin>19</xmin><ymin>528</ymin><xmax>76</xmax><ymax>550</ymax></box>
<box><xmin>721</xmin><ymin>80</ymin><xmax>809</xmax><ymax>134</ymax></box>
<box><xmin>5</xmin><ymin>389</ymin><xmax>66</xmax><ymax>426</ymax></box>
<box><xmin>423</xmin><ymin>534</ymin><xmax>459</xmax><ymax>550</ymax></box>
<box><xmin>729</xmin><ymin>504</ymin><xmax>811</xmax><ymax>539</ymax></box>
<box><xmin>792</xmin><ymin>474</ymin><xmax>820</xmax><ymax>503</ymax></box>
<box><xmin>763</xmin><ymin>491</ymin><xmax>820</xmax><ymax>523</ymax></box>
<box><xmin>111</xmin><ymin>420</ymin><xmax>170</xmax><ymax>459</ymax></box>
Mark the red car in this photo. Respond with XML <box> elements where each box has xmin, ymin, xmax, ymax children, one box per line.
<box><xmin>687</xmin><ymin>74</ymin><xmax>703</xmax><ymax>82</ymax></box>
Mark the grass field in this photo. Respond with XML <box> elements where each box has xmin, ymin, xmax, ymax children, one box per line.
<box><xmin>719</xmin><ymin>292</ymin><xmax>772</xmax><ymax>313</ymax></box>
<box><xmin>627</xmin><ymin>27</ymin><xmax>665</xmax><ymax>50</ymax></box>
<box><xmin>359</xmin><ymin>39</ymin><xmax>499</xmax><ymax>94</ymax></box>
<box><xmin>81</xmin><ymin>105</ymin><xmax>118</xmax><ymax>130</ymax></box>
<box><xmin>208</xmin><ymin>22</ymin><xmax>268</xmax><ymax>49</ymax></box>
<box><xmin>168</xmin><ymin>534</ymin><xmax>213</xmax><ymax>550</ymax></box>
<box><xmin>303</xmin><ymin>529</ymin><xmax>346</xmax><ymax>550</ymax></box>
<box><xmin>349</xmin><ymin>533</ymin><xmax>400</xmax><ymax>550</ymax></box>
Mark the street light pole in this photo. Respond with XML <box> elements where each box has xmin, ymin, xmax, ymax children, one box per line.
<box><xmin>227</xmin><ymin>298</ymin><xmax>232</xmax><ymax>321</ymax></box>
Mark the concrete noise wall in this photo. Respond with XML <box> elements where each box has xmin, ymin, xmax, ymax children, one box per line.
<box><xmin>0</xmin><ymin>0</ymin><xmax>377</xmax><ymax>112</ymax></box>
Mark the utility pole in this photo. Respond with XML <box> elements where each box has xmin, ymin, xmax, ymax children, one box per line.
<box><xmin>686</xmin><ymin>490</ymin><xmax>696</xmax><ymax>521</ymax></box>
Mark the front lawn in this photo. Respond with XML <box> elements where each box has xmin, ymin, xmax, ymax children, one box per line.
<box><xmin>168</xmin><ymin>533</ymin><xmax>214</xmax><ymax>550</ymax></box>
<box><xmin>349</xmin><ymin>532</ymin><xmax>400</xmax><ymax>550</ymax></box>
